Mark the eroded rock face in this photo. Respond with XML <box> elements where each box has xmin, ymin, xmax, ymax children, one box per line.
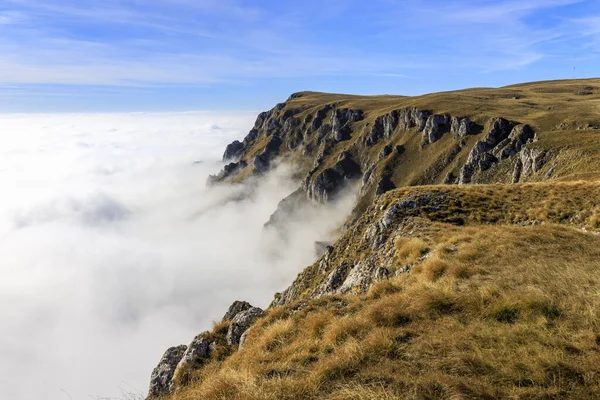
<box><xmin>171</xmin><ymin>334</ymin><xmax>214</xmax><ymax>390</ymax></box>
<box><xmin>306</xmin><ymin>155</ymin><xmax>361</xmax><ymax>203</ymax></box>
<box><xmin>226</xmin><ymin>307</ymin><xmax>264</xmax><ymax>347</ymax></box>
<box><xmin>207</xmin><ymin>160</ymin><xmax>248</xmax><ymax>185</ymax></box>
<box><xmin>222</xmin><ymin>301</ymin><xmax>253</xmax><ymax>321</ymax></box>
<box><xmin>147</xmin><ymin>345</ymin><xmax>187</xmax><ymax>399</ymax></box>
<box><xmin>243</xmin><ymin>129</ymin><xmax>259</xmax><ymax>146</ymax></box>
<box><xmin>253</xmin><ymin>136</ymin><xmax>283</xmax><ymax>173</ymax></box>
<box><xmin>312</xmin><ymin>105</ymin><xmax>332</xmax><ymax>131</ymax></box>
<box><xmin>459</xmin><ymin>119</ymin><xmax>537</xmax><ymax>184</ymax></box>
<box><xmin>337</xmin><ymin>259</ymin><xmax>390</xmax><ymax>295</ymax></box>
<box><xmin>366</xmin><ymin>110</ymin><xmax>399</xmax><ymax>146</ymax></box>
<box><xmin>484</xmin><ymin>117</ymin><xmax>514</xmax><ymax>147</ymax></box>
<box><xmin>312</xmin><ymin>257</ymin><xmax>390</xmax><ymax>298</ymax></box>
<box><xmin>451</xmin><ymin>117</ymin><xmax>474</xmax><ymax>139</ymax></box>
<box><xmin>423</xmin><ymin>115</ymin><xmax>451</xmax><ymax>144</ymax></box>
<box><xmin>459</xmin><ymin>118</ymin><xmax>515</xmax><ymax>184</ymax></box>
<box><xmin>513</xmin><ymin>147</ymin><xmax>547</xmax><ymax>183</ymax></box>
<box><xmin>399</xmin><ymin>107</ymin><xmax>431</xmax><ymax>131</ymax></box>
<box><xmin>331</xmin><ymin>108</ymin><xmax>364</xmax><ymax>142</ymax></box>
<box><xmin>312</xmin><ymin>263</ymin><xmax>351</xmax><ymax>297</ymax></box>
<box><xmin>363</xmin><ymin>192</ymin><xmax>447</xmax><ymax>250</ymax></box>
<box><xmin>494</xmin><ymin>124</ymin><xmax>536</xmax><ymax>160</ymax></box>
<box><xmin>223</xmin><ymin>140</ymin><xmax>244</xmax><ymax>162</ymax></box>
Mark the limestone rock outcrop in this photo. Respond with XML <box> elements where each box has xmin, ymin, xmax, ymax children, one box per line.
<box><xmin>147</xmin><ymin>345</ymin><xmax>187</xmax><ymax>399</ymax></box>
<box><xmin>226</xmin><ymin>307</ymin><xmax>264</xmax><ymax>347</ymax></box>
<box><xmin>223</xmin><ymin>140</ymin><xmax>244</xmax><ymax>162</ymax></box>
<box><xmin>253</xmin><ymin>135</ymin><xmax>283</xmax><ymax>173</ymax></box>
<box><xmin>222</xmin><ymin>301</ymin><xmax>253</xmax><ymax>321</ymax></box>
<box><xmin>459</xmin><ymin>118</ymin><xmax>515</xmax><ymax>184</ymax></box>
<box><xmin>304</xmin><ymin>154</ymin><xmax>361</xmax><ymax>203</ymax></box>
<box><xmin>422</xmin><ymin>114</ymin><xmax>451</xmax><ymax>144</ymax></box>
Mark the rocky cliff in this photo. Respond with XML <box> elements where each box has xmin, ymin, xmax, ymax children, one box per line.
<box><xmin>147</xmin><ymin>79</ymin><xmax>600</xmax><ymax>399</ymax></box>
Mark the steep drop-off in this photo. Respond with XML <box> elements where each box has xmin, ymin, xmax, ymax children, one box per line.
<box><xmin>148</xmin><ymin>79</ymin><xmax>600</xmax><ymax>400</ymax></box>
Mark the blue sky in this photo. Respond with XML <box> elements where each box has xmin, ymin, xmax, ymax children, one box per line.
<box><xmin>0</xmin><ymin>0</ymin><xmax>599</xmax><ymax>112</ymax></box>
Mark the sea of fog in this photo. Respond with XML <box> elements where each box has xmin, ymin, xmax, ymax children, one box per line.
<box><xmin>0</xmin><ymin>112</ymin><xmax>355</xmax><ymax>399</ymax></box>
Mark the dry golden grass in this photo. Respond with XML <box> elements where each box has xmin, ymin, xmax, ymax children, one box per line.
<box><xmin>394</xmin><ymin>237</ymin><xmax>430</xmax><ymax>263</ymax></box>
<box><xmin>173</xmin><ymin>78</ymin><xmax>600</xmax><ymax>398</ymax></box>
<box><xmin>168</xmin><ymin>220</ymin><xmax>600</xmax><ymax>399</ymax></box>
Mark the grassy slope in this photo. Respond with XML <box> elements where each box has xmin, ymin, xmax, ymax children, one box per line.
<box><xmin>167</xmin><ymin>80</ymin><xmax>600</xmax><ymax>400</ymax></box>
<box><xmin>233</xmin><ymin>79</ymin><xmax>600</xmax><ymax>216</ymax></box>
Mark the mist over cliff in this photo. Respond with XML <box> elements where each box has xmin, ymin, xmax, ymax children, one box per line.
<box><xmin>0</xmin><ymin>112</ymin><xmax>355</xmax><ymax>399</ymax></box>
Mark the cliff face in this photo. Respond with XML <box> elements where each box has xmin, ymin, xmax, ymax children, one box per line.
<box><xmin>211</xmin><ymin>80</ymin><xmax>600</xmax><ymax>222</ymax></box>
<box><xmin>147</xmin><ymin>79</ymin><xmax>600</xmax><ymax>399</ymax></box>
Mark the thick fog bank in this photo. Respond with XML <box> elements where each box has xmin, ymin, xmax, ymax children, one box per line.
<box><xmin>0</xmin><ymin>112</ymin><xmax>355</xmax><ymax>399</ymax></box>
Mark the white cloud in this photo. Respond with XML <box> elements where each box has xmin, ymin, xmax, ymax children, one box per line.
<box><xmin>2</xmin><ymin>0</ymin><xmax>596</xmax><ymax>89</ymax></box>
<box><xmin>0</xmin><ymin>112</ymin><xmax>357</xmax><ymax>399</ymax></box>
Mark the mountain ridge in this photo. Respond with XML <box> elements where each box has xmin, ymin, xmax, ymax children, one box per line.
<box><xmin>147</xmin><ymin>78</ymin><xmax>600</xmax><ymax>400</ymax></box>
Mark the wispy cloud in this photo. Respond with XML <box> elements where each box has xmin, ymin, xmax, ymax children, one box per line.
<box><xmin>0</xmin><ymin>0</ymin><xmax>598</xmax><ymax>109</ymax></box>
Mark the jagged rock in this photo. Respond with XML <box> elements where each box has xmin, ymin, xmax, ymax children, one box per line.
<box><xmin>313</xmin><ymin>263</ymin><xmax>351</xmax><ymax>297</ymax></box>
<box><xmin>331</xmin><ymin>108</ymin><xmax>363</xmax><ymax>133</ymax></box>
<box><xmin>307</xmin><ymin>155</ymin><xmax>361</xmax><ymax>203</ymax></box>
<box><xmin>333</xmin><ymin>124</ymin><xmax>352</xmax><ymax>142</ymax></box>
<box><xmin>275</xmin><ymin>103</ymin><xmax>286</xmax><ymax>110</ymax></box>
<box><xmin>376</xmin><ymin>175</ymin><xmax>396</xmax><ymax>195</ymax></box>
<box><xmin>494</xmin><ymin>124</ymin><xmax>536</xmax><ymax>160</ymax></box>
<box><xmin>317</xmin><ymin>123</ymin><xmax>332</xmax><ymax>141</ymax></box>
<box><xmin>281</xmin><ymin>109</ymin><xmax>295</xmax><ymax>122</ymax></box>
<box><xmin>312</xmin><ymin>105</ymin><xmax>332</xmax><ymax>131</ymax></box>
<box><xmin>253</xmin><ymin>136</ymin><xmax>282</xmax><ymax>173</ymax></box>
<box><xmin>223</xmin><ymin>140</ymin><xmax>244</xmax><ymax>162</ymax></box>
<box><xmin>330</xmin><ymin>109</ymin><xmax>360</xmax><ymax>141</ymax></box>
<box><xmin>484</xmin><ymin>118</ymin><xmax>514</xmax><ymax>147</ymax></box>
<box><xmin>423</xmin><ymin>115</ymin><xmax>451</xmax><ymax>144</ymax></box>
<box><xmin>304</xmin><ymin>114</ymin><xmax>313</xmax><ymax>124</ymax></box>
<box><xmin>337</xmin><ymin>260</ymin><xmax>390</xmax><ymax>295</ymax></box>
<box><xmin>288</xmin><ymin>130</ymin><xmax>304</xmax><ymax>150</ymax></box>
<box><xmin>513</xmin><ymin>147</ymin><xmax>547</xmax><ymax>183</ymax></box>
<box><xmin>478</xmin><ymin>152</ymin><xmax>498</xmax><ymax>171</ymax></box>
<box><xmin>265</xmin><ymin>119</ymin><xmax>280</xmax><ymax>136</ymax></box>
<box><xmin>366</xmin><ymin>117</ymin><xmax>385</xmax><ymax>146</ymax></box>
<box><xmin>459</xmin><ymin>119</ymin><xmax>535</xmax><ymax>184</ymax></box>
<box><xmin>147</xmin><ymin>345</ymin><xmax>187</xmax><ymax>399</ymax></box>
<box><xmin>253</xmin><ymin>112</ymin><xmax>269</xmax><ymax>130</ymax></box>
<box><xmin>243</xmin><ymin>129</ymin><xmax>259</xmax><ymax>146</ymax></box>
<box><xmin>363</xmin><ymin>193</ymin><xmax>447</xmax><ymax>249</ymax></box>
<box><xmin>174</xmin><ymin>334</ymin><xmax>212</xmax><ymax>377</ymax></box>
<box><xmin>366</xmin><ymin>111</ymin><xmax>399</xmax><ymax>146</ymax></box>
<box><xmin>313</xmin><ymin>257</ymin><xmax>391</xmax><ymax>298</ymax></box>
<box><xmin>287</xmin><ymin>92</ymin><xmax>304</xmax><ymax>100</ymax></box>
<box><xmin>222</xmin><ymin>301</ymin><xmax>253</xmax><ymax>322</ymax></box>
<box><xmin>362</xmin><ymin>165</ymin><xmax>375</xmax><ymax>185</ymax></box>
<box><xmin>451</xmin><ymin>117</ymin><xmax>474</xmax><ymax>139</ymax></box>
<box><xmin>458</xmin><ymin>118</ymin><xmax>515</xmax><ymax>184</ymax></box>
<box><xmin>399</xmin><ymin>107</ymin><xmax>431</xmax><ymax>131</ymax></box>
<box><xmin>283</xmin><ymin>117</ymin><xmax>300</xmax><ymax>137</ymax></box>
<box><xmin>226</xmin><ymin>307</ymin><xmax>264</xmax><ymax>347</ymax></box>
<box><xmin>207</xmin><ymin>160</ymin><xmax>248</xmax><ymax>184</ymax></box>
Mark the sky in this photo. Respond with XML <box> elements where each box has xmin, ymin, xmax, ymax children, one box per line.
<box><xmin>1</xmin><ymin>0</ymin><xmax>599</xmax><ymax>112</ymax></box>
